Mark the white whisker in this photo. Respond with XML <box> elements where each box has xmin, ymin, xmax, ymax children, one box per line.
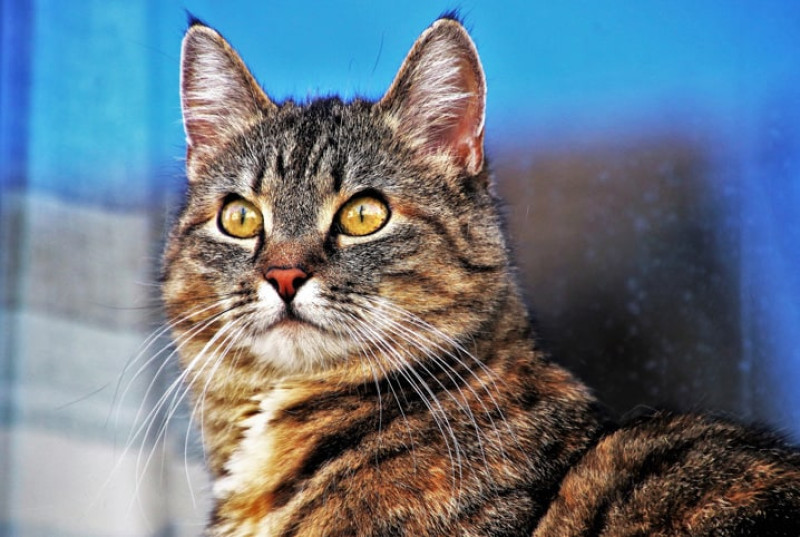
<box><xmin>339</xmin><ymin>313</ymin><xmax>418</xmax><ymax>462</ymax></box>
<box><xmin>132</xmin><ymin>316</ymin><xmax>240</xmax><ymax>508</ymax></box>
<box><xmin>344</xmin><ymin>311</ymin><xmax>465</xmax><ymax>493</ymax></box>
<box><xmin>110</xmin><ymin>300</ymin><xmax>229</xmax><ymax>431</ymax></box>
<box><xmin>366</xmin><ymin>296</ymin><xmax>523</xmax><ymax>457</ymax></box>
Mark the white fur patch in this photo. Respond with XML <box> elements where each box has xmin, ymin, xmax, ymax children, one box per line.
<box><xmin>212</xmin><ymin>387</ymin><xmax>291</xmax><ymax>537</ymax></box>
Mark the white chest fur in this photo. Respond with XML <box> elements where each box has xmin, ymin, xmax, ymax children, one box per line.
<box><xmin>212</xmin><ymin>386</ymin><xmax>293</xmax><ymax>537</ymax></box>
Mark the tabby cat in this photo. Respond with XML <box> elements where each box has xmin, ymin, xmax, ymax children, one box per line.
<box><xmin>162</xmin><ymin>15</ymin><xmax>800</xmax><ymax>537</ymax></box>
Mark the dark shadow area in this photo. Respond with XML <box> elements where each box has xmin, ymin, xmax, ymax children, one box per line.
<box><xmin>494</xmin><ymin>133</ymin><xmax>745</xmax><ymax>421</ymax></box>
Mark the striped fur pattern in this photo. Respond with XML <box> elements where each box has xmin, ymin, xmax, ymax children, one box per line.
<box><xmin>163</xmin><ymin>15</ymin><xmax>800</xmax><ymax>537</ymax></box>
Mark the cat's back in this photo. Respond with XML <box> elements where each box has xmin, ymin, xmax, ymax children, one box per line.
<box><xmin>535</xmin><ymin>413</ymin><xmax>800</xmax><ymax>536</ymax></box>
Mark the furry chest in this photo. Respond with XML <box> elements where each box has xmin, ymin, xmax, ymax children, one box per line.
<box><xmin>211</xmin><ymin>387</ymin><xmax>310</xmax><ymax>537</ymax></box>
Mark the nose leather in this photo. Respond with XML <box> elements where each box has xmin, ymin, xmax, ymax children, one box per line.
<box><xmin>264</xmin><ymin>267</ymin><xmax>309</xmax><ymax>302</ymax></box>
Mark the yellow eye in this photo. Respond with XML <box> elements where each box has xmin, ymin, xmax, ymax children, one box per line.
<box><xmin>219</xmin><ymin>198</ymin><xmax>263</xmax><ymax>238</ymax></box>
<box><xmin>337</xmin><ymin>195</ymin><xmax>390</xmax><ymax>237</ymax></box>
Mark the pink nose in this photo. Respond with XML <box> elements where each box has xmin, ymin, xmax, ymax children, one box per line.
<box><xmin>264</xmin><ymin>267</ymin><xmax>309</xmax><ymax>302</ymax></box>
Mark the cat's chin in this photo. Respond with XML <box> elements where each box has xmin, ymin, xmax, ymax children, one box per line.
<box><xmin>248</xmin><ymin>320</ymin><xmax>352</xmax><ymax>373</ymax></box>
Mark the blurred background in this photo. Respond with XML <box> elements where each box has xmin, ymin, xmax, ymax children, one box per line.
<box><xmin>2</xmin><ymin>1</ymin><xmax>799</xmax><ymax>535</ymax></box>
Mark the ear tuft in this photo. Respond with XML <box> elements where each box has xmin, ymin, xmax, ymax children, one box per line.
<box><xmin>379</xmin><ymin>18</ymin><xmax>486</xmax><ymax>175</ymax></box>
<box><xmin>180</xmin><ymin>23</ymin><xmax>275</xmax><ymax>157</ymax></box>
<box><xmin>185</xmin><ymin>11</ymin><xmax>208</xmax><ymax>29</ymax></box>
<box><xmin>437</xmin><ymin>9</ymin><xmax>464</xmax><ymax>24</ymax></box>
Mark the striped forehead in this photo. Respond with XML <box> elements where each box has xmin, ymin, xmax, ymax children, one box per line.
<box><xmin>255</xmin><ymin>106</ymin><xmax>346</xmax><ymax>237</ymax></box>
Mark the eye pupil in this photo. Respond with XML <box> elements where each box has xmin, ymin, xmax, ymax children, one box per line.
<box><xmin>337</xmin><ymin>195</ymin><xmax>389</xmax><ymax>237</ymax></box>
<box><xmin>219</xmin><ymin>198</ymin><xmax>263</xmax><ymax>238</ymax></box>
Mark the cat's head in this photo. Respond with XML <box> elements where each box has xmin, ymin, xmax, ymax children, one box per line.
<box><xmin>163</xmin><ymin>17</ymin><xmax>512</xmax><ymax>378</ymax></box>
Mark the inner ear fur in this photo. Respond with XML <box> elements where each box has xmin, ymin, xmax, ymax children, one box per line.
<box><xmin>379</xmin><ymin>18</ymin><xmax>486</xmax><ymax>176</ymax></box>
<box><xmin>180</xmin><ymin>22</ymin><xmax>276</xmax><ymax>159</ymax></box>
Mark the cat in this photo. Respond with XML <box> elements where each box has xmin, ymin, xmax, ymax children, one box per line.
<box><xmin>162</xmin><ymin>14</ymin><xmax>800</xmax><ymax>537</ymax></box>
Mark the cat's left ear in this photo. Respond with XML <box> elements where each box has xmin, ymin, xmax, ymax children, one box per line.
<box><xmin>180</xmin><ymin>20</ymin><xmax>276</xmax><ymax>160</ymax></box>
<box><xmin>379</xmin><ymin>17</ymin><xmax>486</xmax><ymax>176</ymax></box>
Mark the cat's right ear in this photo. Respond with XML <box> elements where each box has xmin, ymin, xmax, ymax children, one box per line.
<box><xmin>180</xmin><ymin>21</ymin><xmax>275</xmax><ymax>162</ymax></box>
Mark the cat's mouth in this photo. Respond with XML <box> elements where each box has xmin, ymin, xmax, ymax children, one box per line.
<box><xmin>247</xmin><ymin>304</ymin><xmax>352</xmax><ymax>371</ymax></box>
<box><xmin>251</xmin><ymin>278</ymin><xmax>333</xmax><ymax>334</ymax></box>
<box><xmin>261</xmin><ymin>303</ymin><xmax>329</xmax><ymax>335</ymax></box>
<box><xmin>271</xmin><ymin>313</ymin><xmax>307</xmax><ymax>331</ymax></box>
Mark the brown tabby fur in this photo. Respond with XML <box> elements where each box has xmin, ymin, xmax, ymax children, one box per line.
<box><xmin>163</xmin><ymin>14</ymin><xmax>800</xmax><ymax>537</ymax></box>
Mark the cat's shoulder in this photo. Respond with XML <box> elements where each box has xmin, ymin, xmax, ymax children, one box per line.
<box><xmin>535</xmin><ymin>412</ymin><xmax>800</xmax><ymax>536</ymax></box>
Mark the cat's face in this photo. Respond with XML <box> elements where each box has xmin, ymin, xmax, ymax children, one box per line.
<box><xmin>163</xmin><ymin>19</ymin><xmax>510</xmax><ymax>377</ymax></box>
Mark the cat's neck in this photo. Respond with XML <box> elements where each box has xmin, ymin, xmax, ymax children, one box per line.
<box><xmin>182</xmin><ymin>291</ymin><xmax>586</xmax><ymax>477</ymax></box>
